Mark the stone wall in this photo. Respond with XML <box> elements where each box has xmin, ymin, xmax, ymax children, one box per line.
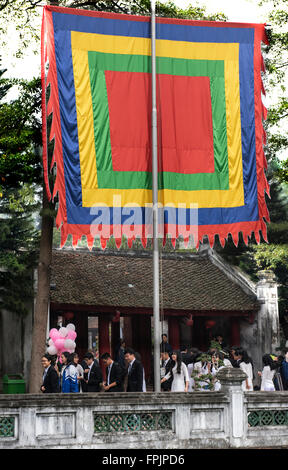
<box><xmin>256</xmin><ymin>271</ymin><xmax>280</xmax><ymax>354</ymax></box>
<box><xmin>1</xmin><ymin>369</ymin><xmax>288</xmax><ymax>449</ymax></box>
<box><xmin>239</xmin><ymin>270</ymin><xmax>280</xmax><ymax>379</ymax></box>
<box><xmin>0</xmin><ymin>307</ymin><xmax>33</xmax><ymax>392</ymax></box>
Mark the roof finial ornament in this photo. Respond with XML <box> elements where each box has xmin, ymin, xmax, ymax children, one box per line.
<box><xmin>198</xmin><ymin>235</ymin><xmax>213</xmax><ymax>255</ymax></box>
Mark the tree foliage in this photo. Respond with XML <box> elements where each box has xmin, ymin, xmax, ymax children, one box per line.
<box><xmin>0</xmin><ymin>185</ymin><xmax>40</xmax><ymax>315</ymax></box>
<box><xmin>0</xmin><ymin>0</ymin><xmax>41</xmax><ymax>56</ymax></box>
<box><xmin>0</xmin><ymin>61</ymin><xmax>12</xmax><ymax>101</ymax></box>
<box><xmin>0</xmin><ymin>0</ymin><xmax>227</xmax><ymax>20</ymax></box>
<box><xmin>260</xmin><ymin>0</ymin><xmax>288</xmax><ymax>182</ymax></box>
<box><xmin>0</xmin><ymin>63</ymin><xmax>41</xmax><ymax>315</ymax></box>
<box><xmin>212</xmin><ymin>1</ymin><xmax>288</xmax><ymax>330</ymax></box>
<box><xmin>256</xmin><ymin>0</ymin><xmax>288</xmax><ymax>322</ymax></box>
<box><xmin>215</xmin><ymin>163</ymin><xmax>288</xmax><ymax>307</ymax></box>
<box><xmin>0</xmin><ymin>75</ymin><xmax>42</xmax><ymax>191</ymax></box>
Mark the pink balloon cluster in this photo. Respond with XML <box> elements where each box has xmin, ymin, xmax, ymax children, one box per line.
<box><xmin>47</xmin><ymin>323</ymin><xmax>77</xmax><ymax>357</ymax></box>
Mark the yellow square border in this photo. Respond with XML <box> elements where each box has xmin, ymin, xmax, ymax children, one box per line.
<box><xmin>71</xmin><ymin>32</ymin><xmax>244</xmax><ymax>209</ymax></box>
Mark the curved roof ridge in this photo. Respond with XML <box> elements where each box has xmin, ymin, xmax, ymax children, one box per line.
<box><xmin>208</xmin><ymin>249</ymin><xmax>256</xmax><ymax>298</ymax></box>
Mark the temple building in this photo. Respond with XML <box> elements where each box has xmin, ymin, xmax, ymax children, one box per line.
<box><xmin>48</xmin><ymin>245</ymin><xmax>280</xmax><ymax>385</ymax></box>
<box><xmin>0</xmin><ymin>243</ymin><xmax>281</xmax><ymax>389</ymax></box>
<box><xmin>0</xmin><ymin>245</ymin><xmax>280</xmax><ymax>389</ymax></box>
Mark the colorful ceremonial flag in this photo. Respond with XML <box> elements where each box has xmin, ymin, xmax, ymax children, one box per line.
<box><xmin>41</xmin><ymin>6</ymin><xmax>269</xmax><ymax>249</ymax></box>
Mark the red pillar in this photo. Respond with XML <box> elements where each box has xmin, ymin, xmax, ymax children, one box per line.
<box><xmin>230</xmin><ymin>317</ymin><xmax>240</xmax><ymax>347</ymax></box>
<box><xmin>98</xmin><ymin>315</ymin><xmax>111</xmax><ymax>376</ymax></box>
<box><xmin>123</xmin><ymin>316</ymin><xmax>133</xmax><ymax>348</ymax></box>
<box><xmin>168</xmin><ymin>316</ymin><xmax>180</xmax><ymax>351</ymax></box>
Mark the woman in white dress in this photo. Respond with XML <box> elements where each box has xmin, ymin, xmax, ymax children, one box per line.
<box><xmin>235</xmin><ymin>348</ymin><xmax>254</xmax><ymax>391</ymax></box>
<box><xmin>258</xmin><ymin>354</ymin><xmax>278</xmax><ymax>391</ymax></box>
<box><xmin>161</xmin><ymin>351</ymin><xmax>189</xmax><ymax>392</ymax></box>
<box><xmin>193</xmin><ymin>356</ymin><xmax>211</xmax><ymax>391</ymax></box>
<box><xmin>211</xmin><ymin>352</ymin><xmax>233</xmax><ymax>391</ymax></box>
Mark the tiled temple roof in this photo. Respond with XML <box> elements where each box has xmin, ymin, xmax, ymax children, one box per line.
<box><xmin>50</xmin><ymin>248</ymin><xmax>259</xmax><ymax>312</ymax></box>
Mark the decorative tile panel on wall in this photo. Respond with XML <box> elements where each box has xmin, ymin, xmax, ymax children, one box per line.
<box><xmin>248</xmin><ymin>409</ymin><xmax>288</xmax><ymax>427</ymax></box>
<box><xmin>94</xmin><ymin>412</ymin><xmax>173</xmax><ymax>433</ymax></box>
<box><xmin>0</xmin><ymin>417</ymin><xmax>15</xmax><ymax>438</ymax></box>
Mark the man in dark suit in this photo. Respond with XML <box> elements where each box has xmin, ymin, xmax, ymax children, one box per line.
<box><xmin>124</xmin><ymin>348</ymin><xmax>144</xmax><ymax>392</ymax></box>
<box><xmin>100</xmin><ymin>352</ymin><xmax>124</xmax><ymax>392</ymax></box>
<box><xmin>160</xmin><ymin>334</ymin><xmax>172</xmax><ymax>354</ymax></box>
<box><xmin>161</xmin><ymin>349</ymin><xmax>173</xmax><ymax>392</ymax></box>
<box><xmin>40</xmin><ymin>354</ymin><xmax>60</xmax><ymax>393</ymax></box>
<box><xmin>180</xmin><ymin>345</ymin><xmax>192</xmax><ymax>365</ymax></box>
<box><xmin>80</xmin><ymin>351</ymin><xmax>99</xmax><ymax>392</ymax></box>
<box><xmin>83</xmin><ymin>352</ymin><xmax>103</xmax><ymax>392</ymax></box>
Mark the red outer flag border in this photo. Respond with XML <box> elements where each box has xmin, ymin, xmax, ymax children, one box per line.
<box><xmin>41</xmin><ymin>5</ymin><xmax>270</xmax><ymax>250</ymax></box>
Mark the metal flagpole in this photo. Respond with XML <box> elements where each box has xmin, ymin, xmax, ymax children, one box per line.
<box><xmin>151</xmin><ymin>0</ymin><xmax>161</xmax><ymax>392</ymax></box>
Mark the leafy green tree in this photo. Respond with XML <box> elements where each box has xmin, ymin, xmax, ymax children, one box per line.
<box><xmin>214</xmin><ymin>0</ymin><xmax>288</xmax><ymax>333</ymax></box>
<box><xmin>0</xmin><ymin>64</ymin><xmax>43</xmax><ymax>390</ymax></box>
<box><xmin>260</xmin><ymin>0</ymin><xmax>288</xmax><ymax>182</ymax></box>
<box><xmin>0</xmin><ymin>0</ymin><xmax>41</xmax><ymax>55</ymax></box>
<box><xmin>0</xmin><ymin>77</ymin><xmax>42</xmax><ymax>192</ymax></box>
<box><xmin>215</xmin><ymin>168</ymin><xmax>288</xmax><ymax>337</ymax></box>
<box><xmin>0</xmin><ymin>60</ymin><xmax>12</xmax><ymax>101</ymax></box>
<box><xmin>0</xmin><ymin>0</ymin><xmax>227</xmax><ymax>22</ymax></box>
<box><xmin>0</xmin><ymin>66</ymin><xmax>41</xmax><ymax>311</ymax></box>
<box><xmin>0</xmin><ymin>185</ymin><xmax>40</xmax><ymax>315</ymax></box>
<box><xmin>254</xmin><ymin>1</ymin><xmax>288</xmax><ymax>331</ymax></box>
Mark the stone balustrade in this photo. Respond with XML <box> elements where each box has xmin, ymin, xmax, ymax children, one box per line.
<box><xmin>1</xmin><ymin>368</ymin><xmax>288</xmax><ymax>449</ymax></box>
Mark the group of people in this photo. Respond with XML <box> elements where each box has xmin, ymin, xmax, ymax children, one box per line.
<box><xmin>40</xmin><ymin>346</ymin><xmax>145</xmax><ymax>394</ymax></box>
<box><xmin>40</xmin><ymin>332</ymin><xmax>288</xmax><ymax>394</ymax></box>
<box><xmin>160</xmin><ymin>333</ymin><xmax>288</xmax><ymax>392</ymax></box>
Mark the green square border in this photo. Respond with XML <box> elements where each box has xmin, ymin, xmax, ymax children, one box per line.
<box><xmin>88</xmin><ymin>52</ymin><xmax>229</xmax><ymax>191</ymax></box>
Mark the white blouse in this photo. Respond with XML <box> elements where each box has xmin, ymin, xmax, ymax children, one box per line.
<box><xmin>164</xmin><ymin>362</ymin><xmax>189</xmax><ymax>392</ymax></box>
<box><xmin>260</xmin><ymin>365</ymin><xmax>275</xmax><ymax>391</ymax></box>
<box><xmin>240</xmin><ymin>361</ymin><xmax>253</xmax><ymax>391</ymax></box>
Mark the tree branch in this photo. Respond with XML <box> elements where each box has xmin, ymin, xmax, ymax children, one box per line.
<box><xmin>275</xmin><ymin>62</ymin><xmax>288</xmax><ymax>70</ymax></box>
<box><xmin>25</xmin><ymin>0</ymin><xmax>45</xmax><ymax>11</ymax></box>
<box><xmin>0</xmin><ymin>0</ymin><xmax>11</xmax><ymax>11</ymax></box>
<box><xmin>67</xmin><ymin>0</ymin><xmax>126</xmax><ymax>12</ymax></box>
